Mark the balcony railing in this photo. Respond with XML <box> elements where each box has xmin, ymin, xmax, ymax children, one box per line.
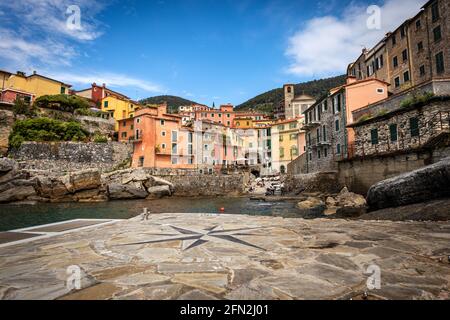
<box><xmin>306</xmin><ymin>137</ymin><xmax>331</xmax><ymax>148</ymax></box>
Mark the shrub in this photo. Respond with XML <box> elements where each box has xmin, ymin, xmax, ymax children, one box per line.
<box><xmin>93</xmin><ymin>134</ymin><xmax>108</xmax><ymax>143</ymax></box>
<box><xmin>401</xmin><ymin>92</ymin><xmax>435</xmax><ymax>108</ymax></box>
<box><xmin>8</xmin><ymin>117</ymin><xmax>88</xmax><ymax>149</ymax></box>
<box><xmin>34</xmin><ymin>94</ymin><xmax>90</xmax><ymax>113</ymax></box>
<box><xmin>12</xmin><ymin>98</ymin><xmax>37</xmax><ymax>117</ymax></box>
<box><xmin>356</xmin><ymin>114</ymin><xmax>373</xmax><ymax>123</ymax></box>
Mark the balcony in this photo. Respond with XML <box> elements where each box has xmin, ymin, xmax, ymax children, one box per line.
<box><xmin>301</xmin><ymin>120</ymin><xmax>321</xmax><ymax>130</ymax></box>
<box><xmin>307</xmin><ymin>137</ymin><xmax>330</xmax><ymax>149</ymax></box>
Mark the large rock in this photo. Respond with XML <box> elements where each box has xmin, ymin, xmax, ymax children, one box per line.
<box><xmin>107</xmin><ymin>182</ymin><xmax>148</xmax><ymax>200</ymax></box>
<box><xmin>35</xmin><ymin>176</ymin><xmax>69</xmax><ymax>199</ymax></box>
<box><xmin>296</xmin><ymin>197</ymin><xmax>326</xmax><ymax>217</ymax></box>
<box><xmin>367</xmin><ymin>157</ymin><xmax>450</xmax><ymax>210</ymax></box>
<box><xmin>0</xmin><ymin>158</ymin><xmax>17</xmax><ymax>175</ymax></box>
<box><xmin>147</xmin><ymin>185</ymin><xmax>172</xmax><ymax>199</ymax></box>
<box><xmin>66</xmin><ymin>169</ymin><xmax>101</xmax><ymax>193</ymax></box>
<box><xmin>0</xmin><ymin>185</ymin><xmax>36</xmax><ymax>203</ymax></box>
<box><xmin>145</xmin><ymin>176</ymin><xmax>175</xmax><ymax>192</ymax></box>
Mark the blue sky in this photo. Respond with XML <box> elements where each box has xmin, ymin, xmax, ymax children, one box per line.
<box><xmin>0</xmin><ymin>0</ymin><xmax>427</xmax><ymax>105</ymax></box>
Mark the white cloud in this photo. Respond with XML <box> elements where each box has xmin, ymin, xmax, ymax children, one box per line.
<box><xmin>47</xmin><ymin>71</ymin><xmax>165</xmax><ymax>94</ymax></box>
<box><xmin>285</xmin><ymin>0</ymin><xmax>428</xmax><ymax>77</ymax></box>
<box><xmin>0</xmin><ymin>0</ymin><xmax>107</xmax><ymax>70</ymax></box>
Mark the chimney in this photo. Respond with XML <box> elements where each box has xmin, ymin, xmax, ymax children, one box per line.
<box><xmin>102</xmin><ymin>83</ymin><xmax>106</xmax><ymax>88</ymax></box>
<box><xmin>33</xmin><ymin>71</ymin><xmax>37</xmax><ymax>75</ymax></box>
<box><xmin>92</xmin><ymin>82</ymin><xmax>97</xmax><ymax>87</ymax></box>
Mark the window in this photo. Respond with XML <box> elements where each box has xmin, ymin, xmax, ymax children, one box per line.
<box><xmin>218</xmin><ymin>114</ymin><xmax>222</xmax><ymax>118</ymax></box>
<box><xmin>392</xmin><ymin>34</ymin><xmax>397</xmax><ymax>46</ymax></box>
<box><xmin>336</xmin><ymin>144</ymin><xmax>341</xmax><ymax>155</ymax></box>
<box><xmin>371</xmin><ymin>129</ymin><xmax>379</xmax><ymax>145</ymax></box>
<box><xmin>211</xmin><ymin>113</ymin><xmax>215</xmax><ymax>117</ymax></box>
<box><xmin>121</xmin><ymin>132</ymin><xmax>127</xmax><ymax>138</ymax></box>
<box><xmin>138</xmin><ymin>157</ymin><xmax>144</xmax><ymax>167</ymax></box>
<box><xmin>290</xmin><ymin>133</ymin><xmax>298</xmax><ymax>140</ymax></box>
<box><xmin>122</xmin><ymin>121</ymin><xmax>127</xmax><ymax>127</ymax></box>
<box><xmin>160</xmin><ymin>120</ymin><xmax>165</xmax><ymax>126</ymax></box>
<box><xmin>161</xmin><ymin>143</ymin><xmax>166</xmax><ymax>149</ymax></box>
<box><xmin>394</xmin><ymin>77</ymin><xmax>401</xmax><ymax>88</ymax></box>
<box><xmin>279</xmin><ymin>135</ymin><xmax>283</xmax><ymax>142</ymax></box>
<box><xmin>278</xmin><ymin>125</ymin><xmax>285</xmax><ymax>130</ymax></box>
<box><xmin>317</xmin><ymin>150</ymin><xmax>321</xmax><ymax>159</ymax></box>
<box><xmin>404</xmin><ymin>71</ymin><xmax>410</xmax><ymax>82</ymax></box>
<box><xmin>323</xmin><ymin>126</ymin><xmax>327</xmax><ymax>141</ymax></box>
<box><xmin>377</xmin><ymin>88</ymin><xmax>385</xmax><ymax>94</ymax></box>
<box><xmin>417</xmin><ymin>41</ymin><xmax>424</xmax><ymax>51</ymax></box>
<box><xmin>393</xmin><ymin>56</ymin><xmax>398</xmax><ymax>68</ymax></box>
<box><xmin>336</xmin><ymin>94</ymin><xmax>342</xmax><ymax>112</ymax></box>
<box><xmin>60</xmin><ymin>87</ymin><xmax>66</xmax><ymax>94</ymax></box>
<box><xmin>416</xmin><ymin>19</ymin><xmax>421</xmax><ymax>30</ymax></box>
<box><xmin>279</xmin><ymin>147</ymin><xmax>284</xmax><ymax>158</ymax></box>
<box><xmin>389</xmin><ymin>124</ymin><xmax>398</xmax><ymax>142</ymax></box>
<box><xmin>291</xmin><ymin>146</ymin><xmax>298</xmax><ymax>157</ymax></box>
<box><xmin>420</xmin><ymin>65</ymin><xmax>426</xmax><ymax>77</ymax></box>
<box><xmin>436</xmin><ymin>52</ymin><xmax>445</xmax><ymax>74</ymax></box>
<box><xmin>335</xmin><ymin>119</ymin><xmax>340</xmax><ymax>132</ymax></box>
<box><xmin>402</xmin><ymin>49</ymin><xmax>408</xmax><ymax>62</ymax></box>
<box><xmin>172</xmin><ymin>157</ymin><xmax>178</xmax><ymax>165</ymax></box>
<box><xmin>227</xmin><ymin>121</ymin><xmax>230</xmax><ymax>126</ymax></box>
<box><xmin>323</xmin><ymin>100</ymin><xmax>328</xmax><ymax>111</ymax></box>
<box><xmin>161</xmin><ymin>131</ymin><xmax>166</xmax><ymax>137</ymax></box>
<box><xmin>227</xmin><ymin>114</ymin><xmax>230</xmax><ymax>118</ymax></box>
<box><xmin>431</xmin><ymin>1</ymin><xmax>440</xmax><ymax>22</ymax></box>
<box><xmin>172</xmin><ymin>143</ymin><xmax>178</xmax><ymax>155</ymax></box>
<box><xmin>104</xmin><ymin>101</ymin><xmax>109</xmax><ymax>108</ymax></box>
<box><xmin>400</xmin><ymin>26</ymin><xmax>406</xmax><ymax>38</ymax></box>
<box><xmin>324</xmin><ymin>148</ymin><xmax>328</xmax><ymax>158</ymax></box>
<box><xmin>171</xmin><ymin>130</ymin><xmax>178</xmax><ymax>142</ymax></box>
<box><xmin>289</xmin><ymin>122</ymin><xmax>297</xmax><ymax>129</ymax></box>
<box><xmin>410</xmin><ymin>117</ymin><xmax>419</xmax><ymax>137</ymax></box>
<box><xmin>433</xmin><ymin>26</ymin><xmax>442</xmax><ymax>42</ymax></box>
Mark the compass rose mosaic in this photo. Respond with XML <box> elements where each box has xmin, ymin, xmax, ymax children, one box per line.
<box><xmin>118</xmin><ymin>225</ymin><xmax>267</xmax><ymax>251</ymax></box>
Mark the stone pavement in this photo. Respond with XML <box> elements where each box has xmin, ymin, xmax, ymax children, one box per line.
<box><xmin>0</xmin><ymin>213</ymin><xmax>449</xmax><ymax>300</ymax></box>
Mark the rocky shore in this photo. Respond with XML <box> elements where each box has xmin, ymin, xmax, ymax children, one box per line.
<box><xmin>0</xmin><ymin>158</ymin><xmax>174</xmax><ymax>204</ymax></box>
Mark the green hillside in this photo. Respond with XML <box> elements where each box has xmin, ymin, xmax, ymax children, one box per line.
<box><xmin>236</xmin><ymin>75</ymin><xmax>346</xmax><ymax>113</ymax></box>
<box><xmin>139</xmin><ymin>95</ymin><xmax>199</xmax><ymax>113</ymax></box>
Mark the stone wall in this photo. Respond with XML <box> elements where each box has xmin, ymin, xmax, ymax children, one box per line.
<box><xmin>283</xmin><ymin>171</ymin><xmax>343</xmax><ymax>195</ymax></box>
<box><xmin>152</xmin><ymin>172</ymin><xmax>245</xmax><ymax>197</ymax></box>
<box><xmin>352</xmin><ymin>99</ymin><xmax>450</xmax><ymax>157</ymax></box>
<box><xmin>338</xmin><ymin>144</ymin><xmax>450</xmax><ymax>195</ymax></box>
<box><xmin>11</xmin><ymin>142</ymin><xmax>133</xmax><ymax>173</ymax></box>
<box><xmin>352</xmin><ymin>79</ymin><xmax>450</xmax><ymax>122</ymax></box>
<box><xmin>75</xmin><ymin>115</ymin><xmax>115</xmax><ymax>137</ymax></box>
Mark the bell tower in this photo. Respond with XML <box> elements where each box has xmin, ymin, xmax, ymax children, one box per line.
<box><xmin>284</xmin><ymin>84</ymin><xmax>295</xmax><ymax>119</ymax></box>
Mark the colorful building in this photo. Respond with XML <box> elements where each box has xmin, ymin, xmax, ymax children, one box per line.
<box><xmin>302</xmin><ymin>77</ymin><xmax>389</xmax><ymax>173</ymax></box>
<box><xmin>271</xmin><ymin>118</ymin><xmax>305</xmax><ymax>174</ymax></box>
<box><xmin>0</xmin><ymin>70</ymin><xmax>71</xmax><ymax>103</ymax></box>
<box><xmin>75</xmin><ymin>83</ymin><xmax>140</xmax><ymax>130</ymax></box>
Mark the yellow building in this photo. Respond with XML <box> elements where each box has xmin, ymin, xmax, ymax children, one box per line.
<box><xmin>101</xmin><ymin>95</ymin><xmax>140</xmax><ymax>131</ymax></box>
<box><xmin>233</xmin><ymin>117</ymin><xmax>253</xmax><ymax>129</ymax></box>
<box><xmin>0</xmin><ymin>70</ymin><xmax>71</xmax><ymax>99</ymax></box>
<box><xmin>272</xmin><ymin>118</ymin><xmax>305</xmax><ymax>174</ymax></box>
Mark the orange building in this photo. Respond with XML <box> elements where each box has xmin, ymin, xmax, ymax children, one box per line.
<box><xmin>121</xmin><ymin>104</ymin><xmax>192</xmax><ymax>169</ymax></box>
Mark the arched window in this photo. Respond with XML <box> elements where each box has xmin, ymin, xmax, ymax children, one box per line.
<box><xmin>280</xmin><ymin>165</ymin><xmax>286</xmax><ymax>174</ymax></box>
<box><xmin>287</xmin><ymin>87</ymin><xmax>292</xmax><ymax>93</ymax></box>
